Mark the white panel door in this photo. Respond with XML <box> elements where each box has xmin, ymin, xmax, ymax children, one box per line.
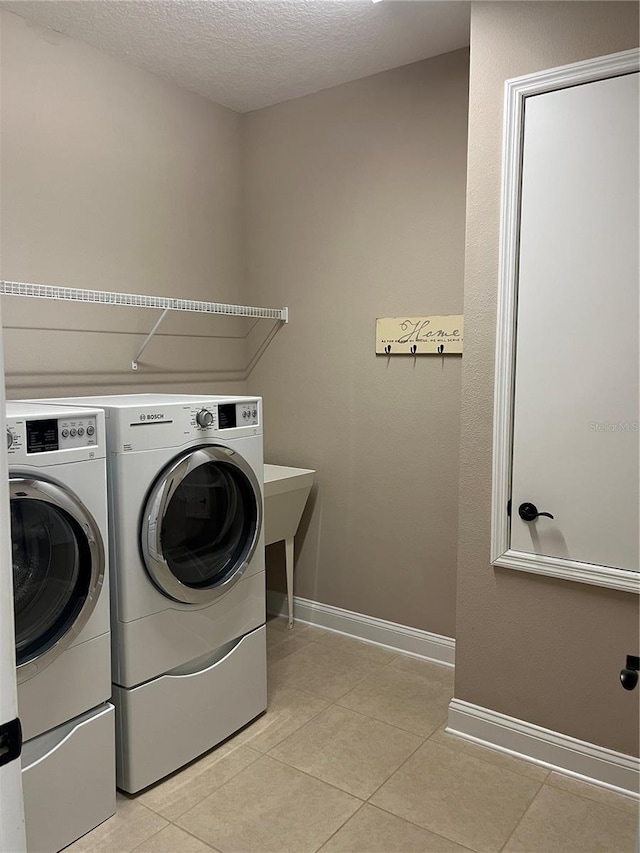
<box><xmin>0</xmin><ymin>302</ymin><xmax>26</xmax><ymax>853</ymax></box>
<box><xmin>510</xmin><ymin>72</ymin><xmax>639</xmax><ymax>572</ymax></box>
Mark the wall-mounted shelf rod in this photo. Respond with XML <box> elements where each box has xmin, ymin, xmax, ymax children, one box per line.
<box><xmin>0</xmin><ymin>280</ymin><xmax>289</xmax><ymax>370</ymax></box>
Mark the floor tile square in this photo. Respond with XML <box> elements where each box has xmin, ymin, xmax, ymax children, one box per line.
<box><xmin>370</xmin><ymin>739</ymin><xmax>541</xmax><ymax>853</ymax></box>
<box><xmin>267</xmin><ymin>632</ymin><xmax>318</xmax><ymax>663</ymax></box>
<box><xmin>270</xmin><ymin>705</ymin><xmax>422</xmax><ymax>798</ymax></box>
<box><xmin>319</xmin><ymin>803</ymin><xmax>471</xmax><ymax>852</ymax></box>
<box><xmin>231</xmin><ymin>685</ymin><xmax>329</xmax><ymax>753</ymax></box>
<box><xmin>268</xmin><ymin>641</ymin><xmax>385</xmax><ymax>701</ymax></box>
<box><xmin>337</xmin><ymin>663</ymin><xmax>453</xmax><ymax>737</ymax></box>
<box><xmin>176</xmin><ymin>754</ymin><xmax>360</xmax><ymax>853</ymax></box>
<box><xmin>137</xmin><ymin>742</ymin><xmax>261</xmax><ymax>821</ymax></box>
<box><xmin>503</xmin><ymin>784</ymin><xmax>639</xmax><ymax>852</ymax></box>
<box><xmin>312</xmin><ymin>631</ymin><xmax>399</xmax><ymax>665</ymax></box>
<box><xmin>66</xmin><ymin>794</ymin><xmax>168</xmax><ymax>852</ymax></box>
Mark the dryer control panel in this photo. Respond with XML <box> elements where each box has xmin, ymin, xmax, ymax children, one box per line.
<box><xmin>218</xmin><ymin>401</ymin><xmax>259</xmax><ymax>429</ymax></box>
<box><xmin>6</xmin><ymin>404</ymin><xmax>105</xmax><ymax>464</ymax></box>
<box><xmin>185</xmin><ymin>401</ymin><xmax>260</xmax><ymax>432</ymax></box>
<box><xmin>7</xmin><ymin>415</ymin><xmax>98</xmax><ymax>455</ymax></box>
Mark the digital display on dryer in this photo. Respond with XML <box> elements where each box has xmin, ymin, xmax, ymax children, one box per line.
<box><xmin>218</xmin><ymin>404</ymin><xmax>237</xmax><ymax>430</ymax></box>
<box><xmin>26</xmin><ymin>419</ymin><xmax>59</xmax><ymax>453</ymax></box>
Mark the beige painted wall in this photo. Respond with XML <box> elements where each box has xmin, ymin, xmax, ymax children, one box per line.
<box><xmin>457</xmin><ymin>2</ymin><xmax>640</xmax><ymax>755</ymax></box>
<box><xmin>244</xmin><ymin>50</ymin><xmax>469</xmax><ymax>637</ymax></box>
<box><xmin>0</xmin><ymin>10</ymin><xmax>248</xmax><ymax>398</ymax></box>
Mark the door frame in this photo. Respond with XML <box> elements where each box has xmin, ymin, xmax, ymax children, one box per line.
<box><xmin>491</xmin><ymin>47</ymin><xmax>640</xmax><ymax>595</ymax></box>
<box><xmin>0</xmin><ymin>303</ymin><xmax>26</xmax><ymax>851</ymax></box>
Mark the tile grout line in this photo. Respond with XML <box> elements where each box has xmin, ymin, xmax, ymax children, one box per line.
<box><xmin>268</xmin><ymin>653</ymin><xmax>396</xmax><ymax>705</ymax></box>
<box><xmin>423</xmin><ymin>726</ymin><xmax>553</xmax><ymax>787</ymax></box>
<box><xmin>264</xmin><ymin>748</ymin><xmax>368</xmax><ymax>802</ymax></box>
<box><xmin>497</xmin><ymin>779</ymin><xmax>547</xmax><ymax>853</ymax></box>
<box><xmin>362</xmin><ymin>731</ymin><xmax>428</xmax><ymax>802</ymax></box>
<box><xmin>364</xmin><ymin>799</ymin><xmax>480</xmax><ymax>853</ymax></box>
<box><xmin>269</xmin><ymin>694</ymin><xmax>440</xmax><ymax>752</ymax></box>
<box><xmin>543</xmin><ymin>775</ymin><xmax>640</xmax><ymax>814</ymax></box>
<box><xmin>312</xmin><ymin>800</ymin><xmax>369</xmax><ymax>853</ymax></box>
<box><xmin>135</xmin><ymin>743</ymin><xmax>263</xmax><ymax>821</ymax></box>
<box><xmin>269</xmin><ymin>624</ymin><xmax>453</xmax><ymax>715</ymax></box>
<box><xmin>242</xmin><ymin>694</ymin><xmax>330</xmax><ymax>755</ymax></box>
<box><xmin>161</xmin><ymin>751</ymin><xmax>268</xmax><ymax>825</ymax></box>
<box><xmin>362</xmin><ymin>731</ymin><xmax>547</xmax><ymax>853</ymax></box>
<box><xmin>128</xmin><ymin>818</ymin><xmax>172</xmax><ymax>851</ymax></box>
<box><xmin>270</xmin><ymin>619</ymin><xmax>457</xmax><ymax>680</ymax></box>
<box><xmin>168</xmin><ymin>819</ymin><xmax>222</xmax><ymax>851</ymax></box>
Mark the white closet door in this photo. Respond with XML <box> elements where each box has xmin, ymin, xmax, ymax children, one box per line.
<box><xmin>0</xmin><ymin>302</ymin><xmax>26</xmax><ymax>853</ymax></box>
<box><xmin>510</xmin><ymin>72</ymin><xmax>639</xmax><ymax>572</ymax></box>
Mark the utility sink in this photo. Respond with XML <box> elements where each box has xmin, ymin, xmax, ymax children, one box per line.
<box><xmin>263</xmin><ymin>464</ymin><xmax>315</xmax><ymax>626</ymax></box>
<box><xmin>264</xmin><ymin>464</ymin><xmax>315</xmax><ymax>546</ymax></box>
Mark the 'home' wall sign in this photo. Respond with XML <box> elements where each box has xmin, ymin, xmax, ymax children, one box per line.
<box><xmin>376</xmin><ymin>315</ymin><xmax>464</xmax><ymax>355</ymax></box>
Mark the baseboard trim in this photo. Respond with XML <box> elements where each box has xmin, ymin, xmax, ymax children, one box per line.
<box><xmin>266</xmin><ymin>590</ymin><xmax>454</xmax><ymax>668</ymax></box>
<box><xmin>447</xmin><ymin>698</ymin><xmax>640</xmax><ymax>799</ymax></box>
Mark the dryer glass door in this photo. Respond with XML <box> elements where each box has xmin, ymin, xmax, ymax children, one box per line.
<box><xmin>10</xmin><ymin>479</ymin><xmax>105</xmax><ymax>680</ymax></box>
<box><xmin>142</xmin><ymin>446</ymin><xmax>262</xmax><ymax>605</ymax></box>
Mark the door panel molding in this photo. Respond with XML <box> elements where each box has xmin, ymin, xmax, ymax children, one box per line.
<box><xmin>491</xmin><ymin>48</ymin><xmax>640</xmax><ymax>594</ymax></box>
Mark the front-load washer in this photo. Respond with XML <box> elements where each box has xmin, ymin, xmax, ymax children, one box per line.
<box><xmin>6</xmin><ymin>402</ymin><xmax>116</xmax><ymax>852</ymax></box>
<box><xmin>36</xmin><ymin>394</ymin><xmax>267</xmax><ymax>792</ymax></box>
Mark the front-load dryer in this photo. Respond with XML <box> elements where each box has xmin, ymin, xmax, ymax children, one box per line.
<box><xmin>36</xmin><ymin>394</ymin><xmax>267</xmax><ymax>792</ymax></box>
<box><xmin>6</xmin><ymin>402</ymin><xmax>115</xmax><ymax>852</ymax></box>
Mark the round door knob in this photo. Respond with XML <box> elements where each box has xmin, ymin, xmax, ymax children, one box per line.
<box><xmin>620</xmin><ymin>655</ymin><xmax>639</xmax><ymax>691</ymax></box>
<box><xmin>518</xmin><ymin>502</ymin><xmax>554</xmax><ymax>522</ymax></box>
<box><xmin>620</xmin><ymin>668</ymin><xmax>638</xmax><ymax>691</ymax></box>
<box><xmin>196</xmin><ymin>409</ymin><xmax>214</xmax><ymax>428</ymax></box>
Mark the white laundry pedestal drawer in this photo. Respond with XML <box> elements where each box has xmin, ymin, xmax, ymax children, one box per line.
<box><xmin>112</xmin><ymin>625</ymin><xmax>266</xmax><ymax>793</ymax></box>
<box><xmin>264</xmin><ymin>464</ymin><xmax>315</xmax><ymax>628</ymax></box>
<box><xmin>21</xmin><ymin>702</ymin><xmax>116</xmax><ymax>853</ymax></box>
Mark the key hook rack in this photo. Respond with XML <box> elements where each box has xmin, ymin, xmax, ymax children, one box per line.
<box><xmin>0</xmin><ymin>280</ymin><xmax>289</xmax><ymax>370</ymax></box>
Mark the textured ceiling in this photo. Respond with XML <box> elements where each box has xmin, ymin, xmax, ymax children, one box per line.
<box><xmin>2</xmin><ymin>1</ymin><xmax>471</xmax><ymax>112</ymax></box>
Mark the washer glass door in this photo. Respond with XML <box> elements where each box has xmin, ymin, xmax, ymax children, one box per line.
<box><xmin>10</xmin><ymin>478</ymin><xmax>105</xmax><ymax>679</ymax></box>
<box><xmin>142</xmin><ymin>446</ymin><xmax>261</xmax><ymax>604</ymax></box>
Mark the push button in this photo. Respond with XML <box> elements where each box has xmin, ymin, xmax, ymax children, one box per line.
<box><xmin>77</xmin><ymin>427</ymin><xmax>85</xmax><ymax>437</ymax></box>
<box><xmin>70</xmin><ymin>428</ymin><xmax>77</xmax><ymax>437</ymax></box>
<box><xmin>61</xmin><ymin>429</ymin><xmax>70</xmax><ymax>438</ymax></box>
<box><xmin>86</xmin><ymin>425</ymin><xmax>95</xmax><ymax>436</ymax></box>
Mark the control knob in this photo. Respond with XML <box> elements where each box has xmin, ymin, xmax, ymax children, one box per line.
<box><xmin>6</xmin><ymin>430</ymin><xmax>13</xmax><ymax>449</ymax></box>
<box><xmin>196</xmin><ymin>409</ymin><xmax>214</xmax><ymax>428</ymax></box>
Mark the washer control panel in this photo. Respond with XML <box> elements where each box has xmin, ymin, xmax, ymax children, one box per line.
<box><xmin>218</xmin><ymin>401</ymin><xmax>259</xmax><ymax>430</ymax></box>
<box><xmin>185</xmin><ymin>401</ymin><xmax>260</xmax><ymax>433</ymax></box>
<box><xmin>7</xmin><ymin>415</ymin><xmax>99</xmax><ymax>455</ymax></box>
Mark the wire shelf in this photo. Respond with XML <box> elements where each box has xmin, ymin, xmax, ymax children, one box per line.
<box><xmin>0</xmin><ymin>279</ymin><xmax>288</xmax><ymax>369</ymax></box>
<box><xmin>0</xmin><ymin>280</ymin><xmax>288</xmax><ymax>321</ymax></box>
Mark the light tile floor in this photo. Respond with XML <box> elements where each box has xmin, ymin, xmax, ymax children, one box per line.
<box><xmin>69</xmin><ymin>616</ymin><xmax>640</xmax><ymax>853</ymax></box>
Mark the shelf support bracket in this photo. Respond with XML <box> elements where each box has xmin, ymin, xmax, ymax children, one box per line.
<box><xmin>132</xmin><ymin>306</ymin><xmax>172</xmax><ymax>370</ymax></box>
